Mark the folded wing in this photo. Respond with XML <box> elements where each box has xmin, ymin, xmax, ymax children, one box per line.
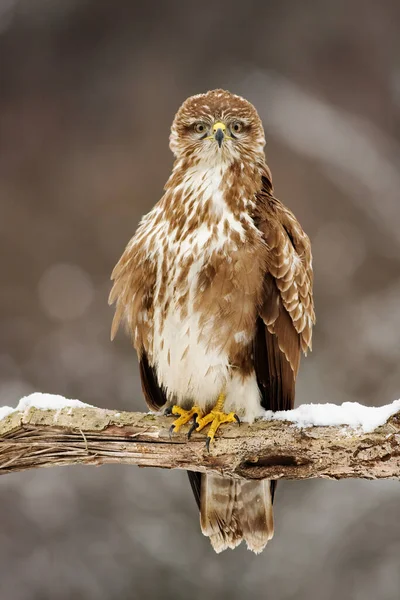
<box><xmin>253</xmin><ymin>170</ymin><xmax>315</xmax><ymax>414</ymax></box>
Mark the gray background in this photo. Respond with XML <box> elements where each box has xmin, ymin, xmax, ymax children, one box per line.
<box><xmin>0</xmin><ymin>1</ymin><xmax>399</xmax><ymax>598</ymax></box>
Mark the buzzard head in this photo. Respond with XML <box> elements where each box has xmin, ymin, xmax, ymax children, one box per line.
<box><xmin>170</xmin><ymin>89</ymin><xmax>266</xmax><ymax>165</ymax></box>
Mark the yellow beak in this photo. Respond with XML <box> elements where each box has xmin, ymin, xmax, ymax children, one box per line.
<box><xmin>212</xmin><ymin>121</ymin><xmax>226</xmax><ymax>148</ymax></box>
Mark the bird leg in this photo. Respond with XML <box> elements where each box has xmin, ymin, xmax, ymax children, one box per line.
<box><xmin>166</xmin><ymin>405</ymin><xmax>202</xmax><ymax>435</ymax></box>
<box><xmin>189</xmin><ymin>392</ymin><xmax>240</xmax><ymax>451</ymax></box>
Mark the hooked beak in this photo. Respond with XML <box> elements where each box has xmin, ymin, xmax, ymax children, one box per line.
<box><xmin>213</xmin><ymin>121</ymin><xmax>226</xmax><ymax>148</ymax></box>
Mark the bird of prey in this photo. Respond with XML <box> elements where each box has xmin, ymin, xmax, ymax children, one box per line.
<box><xmin>109</xmin><ymin>89</ymin><xmax>315</xmax><ymax>554</ymax></box>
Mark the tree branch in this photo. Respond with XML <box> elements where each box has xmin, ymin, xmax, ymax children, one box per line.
<box><xmin>1</xmin><ymin>405</ymin><xmax>399</xmax><ymax>480</ymax></box>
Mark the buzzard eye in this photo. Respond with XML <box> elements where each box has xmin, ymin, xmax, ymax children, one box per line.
<box><xmin>194</xmin><ymin>122</ymin><xmax>207</xmax><ymax>134</ymax></box>
<box><xmin>231</xmin><ymin>121</ymin><xmax>243</xmax><ymax>133</ymax></box>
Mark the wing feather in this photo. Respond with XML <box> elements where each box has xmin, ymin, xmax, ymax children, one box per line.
<box><xmin>139</xmin><ymin>351</ymin><xmax>168</xmax><ymax>411</ymax></box>
<box><xmin>254</xmin><ymin>169</ymin><xmax>315</xmax><ymax>412</ymax></box>
<box><xmin>109</xmin><ymin>234</ymin><xmax>167</xmax><ymax>411</ymax></box>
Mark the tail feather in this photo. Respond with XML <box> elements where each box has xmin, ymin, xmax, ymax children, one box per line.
<box><xmin>199</xmin><ymin>474</ymin><xmax>274</xmax><ymax>554</ymax></box>
<box><xmin>239</xmin><ymin>479</ymin><xmax>274</xmax><ymax>553</ymax></box>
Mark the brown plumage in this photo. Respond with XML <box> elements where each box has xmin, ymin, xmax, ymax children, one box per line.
<box><xmin>109</xmin><ymin>89</ymin><xmax>315</xmax><ymax>553</ymax></box>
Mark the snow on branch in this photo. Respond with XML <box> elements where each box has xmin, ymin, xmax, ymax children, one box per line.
<box><xmin>0</xmin><ymin>394</ymin><xmax>399</xmax><ymax>480</ymax></box>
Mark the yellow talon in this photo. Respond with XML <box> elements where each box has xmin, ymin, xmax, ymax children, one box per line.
<box><xmin>193</xmin><ymin>393</ymin><xmax>239</xmax><ymax>450</ymax></box>
<box><xmin>168</xmin><ymin>405</ymin><xmax>202</xmax><ymax>434</ymax></box>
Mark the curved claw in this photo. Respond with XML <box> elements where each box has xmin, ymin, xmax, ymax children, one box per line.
<box><xmin>169</xmin><ymin>424</ymin><xmax>175</xmax><ymax>438</ymax></box>
<box><xmin>234</xmin><ymin>414</ymin><xmax>241</xmax><ymax>426</ymax></box>
<box><xmin>205</xmin><ymin>436</ymin><xmax>211</xmax><ymax>453</ymax></box>
<box><xmin>187</xmin><ymin>419</ymin><xmax>199</xmax><ymax>439</ymax></box>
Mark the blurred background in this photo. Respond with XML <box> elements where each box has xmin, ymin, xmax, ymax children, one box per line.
<box><xmin>0</xmin><ymin>0</ymin><xmax>399</xmax><ymax>598</ymax></box>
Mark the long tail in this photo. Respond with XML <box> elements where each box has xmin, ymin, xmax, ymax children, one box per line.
<box><xmin>199</xmin><ymin>474</ymin><xmax>274</xmax><ymax>554</ymax></box>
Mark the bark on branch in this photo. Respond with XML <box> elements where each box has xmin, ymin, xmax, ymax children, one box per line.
<box><xmin>0</xmin><ymin>406</ymin><xmax>399</xmax><ymax>480</ymax></box>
